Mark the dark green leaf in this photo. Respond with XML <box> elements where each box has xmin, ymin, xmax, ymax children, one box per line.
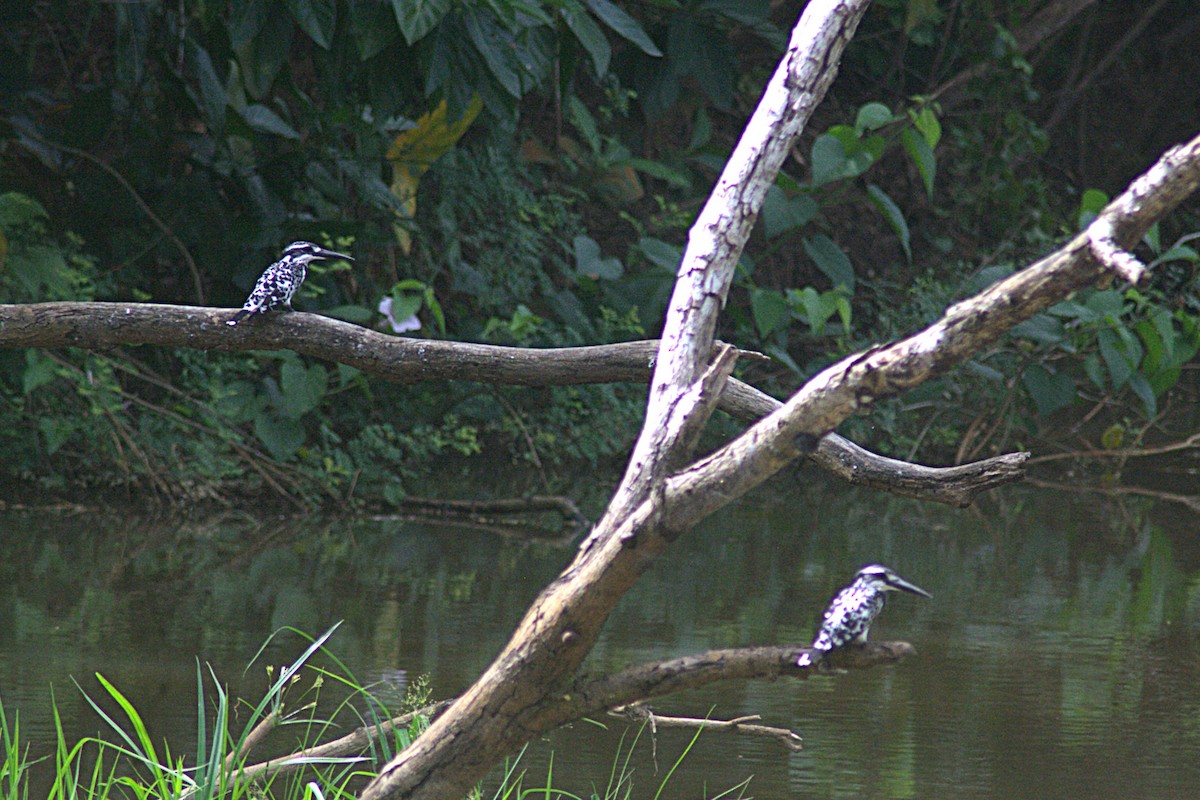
<box><xmin>562</xmin><ymin>4</ymin><xmax>611</xmax><ymax>76</ymax></box>
<box><xmin>1085</xmin><ymin>289</ymin><xmax>1125</xmax><ymax>321</ymax></box>
<box><xmin>866</xmin><ymin>184</ymin><xmax>911</xmax><ymax>261</ymax></box>
<box><xmin>584</xmin><ymin>0</ymin><xmax>662</xmax><ymax>56</ymax></box>
<box><xmin>637</xmin><ymin>237</ymin><xmax>682</xmax><ymax>272</ymax></box>
<box><xmin>750</xmin><ymin>288</ymin><xmax>789</xmax><ymax>337</ymax></box>
<box><xmin>463</xmin><ymin>8</ymin><xmax>525</xmax><ymax>97</ymax></box>
<box><xmin>236</xmin><ymin>8</ymin><xmax>294</xmax><ymax>98</ymax></box>
<box><xmin>279</xmin><ymin>361</ymin><xmax>327</xmax><ymax>418</ymax></box>
<box><xmin>1128</xmin><ymin>372</ymin><xmax>1157</xmax><ymax>417</ymax></box>
<box><xmin>323</xmin><ymin>305</ymin><xmax>375</xmax><ymax>324</ymax></box>
<box><xmin>228</xmin><ymin>0</ymin><xmax>268</xmax><ymax>47</ymax></box>
<box><xmin>240</xmin><ymin>104</ymin><xmax>301</xmax><ymax>139</ymax></box>
<box><xmin>285</xmin><ymin>0</ymin><xmax>336</xmax><ymax>49</ymax></box>
<box><xmin>696</xmin><ymin>0</ymin><xmax>770</xmax><ymax>25</ymax></box>
<box><xmin>1097</xmin><ymin>329</ymin><xmax>1133</xmax><ymax>388</ymax></box>
<box><xmin>187</xmin><ymin>41</ymin><xmax>227</xmax><ymax>130</ymax></box>
<box><xmin>1022</xmin><ymin>364</ymin><xmax>1076</xmax><ymax>416</ymax></box>
<box><xmin>22</xmin><ymin>351</ymin><xmax>57</xmax><ymax>395</ymax></box>
<box><xmin>803</xmin><ymin>235</ymin><xmax>855</xmax><ymax>294</ymax></box>
<box><xmin>901</xmin><ymin>128</ymin><xmax>936</xmax><ymax>198</ymax></box>
<box><xmin>348</xmin><ymin>2</ymin><xmax>400</xmax><ymax>60</ymax></box>
<box><xmin>855</xmin><ymin>102</ymin><xmax>893</xmax><ymax>133</ymax></box>
<box><xmin>1083</xmin><ymin>352</ymin><xmax>1105</xmax><ymax>388</ymax></box>
<box><xmin>255</xmin><ymin>413</ymin><xmax>306</xmax><ymax>461</ymax></box>
<box><xmin>762</xmin><ymin>186</ymin><xmax>816</xmax><ymax>239</ymax></box>
<box><xmin>573</xmin><ymin>235</ymin><xmax>623</xmax><ymax>280</ymax></box>
<box><xmin>38</xmin><ymin>418</ymin><xmax>75</xmax><ymax>456</ymax></box>
<box><xmin>391</xmin><ymin>0</ymin><xmax>451</xmax><ymax>44</ymax></box>
<box><xmin>810</xmin><ymin>134</ymin><xmax>847</xmax><ymax>188</ymax></box>
<box><xmin>625</xmin><ymin>157</ymin><xmax>690</xmax><ymax>187</ymax></box>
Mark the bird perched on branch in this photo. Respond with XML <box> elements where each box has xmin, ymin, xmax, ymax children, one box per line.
<box><xmin>797</xmin><ymin>564</ymin><xmax>930</xmax><ymax>667</ymax></box>
<box><xmin>226</xmin><ymin>241</ymin><xmax>354</xmax><ymax>326</ymax></box>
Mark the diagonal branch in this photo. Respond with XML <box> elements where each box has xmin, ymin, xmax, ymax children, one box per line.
<box><xmin>603</xmin><ymin>0</ymin><xmax>877</xmax><ymax>527</ymax></box>
<box><xmin>664</xmin><ymin>131</ymin><xmax>1200</xmax><ymax>529</ymax></box>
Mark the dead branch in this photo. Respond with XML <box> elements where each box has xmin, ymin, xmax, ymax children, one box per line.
<box><xmin>607</xmin><ymin>705</ymin><xmax>804</xmax><ymax>752</ymax></box>
<box><xmin>230</xmin><ymin>641</ymin><xmax>911</xmax><ymax>786</ymax></box>
<box><xmin>0</xmin><ymin>303</ymin><xmax>1026</xmax><ymax>506</ymax></box>
<box><xmin>1025</xmin><ymin>433</ymin><xmax>1200</xmax><ymax>464</ymax></box>
<box><xmin>231</xmin><ymin>700</ymin><xmax>454</xmax><ymax>787</ymax></box>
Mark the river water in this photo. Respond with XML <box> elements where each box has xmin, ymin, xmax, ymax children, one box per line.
<box><xmin>1</xmin><ymin>474</ymin><xmax>1198</xmax><ymax>798</ymax></box>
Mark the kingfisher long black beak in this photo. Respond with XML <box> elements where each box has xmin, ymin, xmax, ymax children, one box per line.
<box><xmin>888</xmin><ymin>573</ymin><xmax>932</xmax><ymax>598</ymax></box>
<box><xmin>313</xmin><ymin>246</ymin><xmax>354</xmax><ymax>262</ymax></box>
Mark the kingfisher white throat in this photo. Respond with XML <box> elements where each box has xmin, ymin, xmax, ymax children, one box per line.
<box><xmin>797</xmin><ymin>564</ymin><xmax>931</xmax><ymax>667</ymax></box>
<box><xmin>226</xmin><ymin>241</ymin><xmax>354</xmax><ymax>326</ymax></box>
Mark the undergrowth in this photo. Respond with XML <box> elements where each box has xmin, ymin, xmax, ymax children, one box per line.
<box><xmin>0</xmin><ymin>626</ymin><xmax>748</xmax><ymax>800</ymax></box>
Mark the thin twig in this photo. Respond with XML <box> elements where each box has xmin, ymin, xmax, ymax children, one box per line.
<box><xmin>1026</xmin><ymin>433</ymin><xmax>1200</xmax><ymax>464</ymax></box>
<box><xmin>13</xmin><ymin>124</ymin><xmax>206</xmax><ymax>304</ymax></box>
<box><xmin>1024</xmin><ymin>478</ymin><xmax>1200</xmax><ymax>513</ymax></box>
<box><xmin>608</xmin><ymin>704</ymin><xmax>804</xmax><ymax>752</ymax></box>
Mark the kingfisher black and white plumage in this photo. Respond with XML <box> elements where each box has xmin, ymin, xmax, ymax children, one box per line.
<box><xmin>797</xmin><ymin>564</ymin><xmax>931</xmax><ymax>667</ymax></box>
<box><xmin>226</xmin><ymin>241</ymin><xmax>354</xmax><ymax>326</ymax></box>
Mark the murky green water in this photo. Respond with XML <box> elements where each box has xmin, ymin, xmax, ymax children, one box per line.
<box><xmin>1</xmin><ymin>476</ymin><xmax>1198</xmax><ymax>798</ymax></box>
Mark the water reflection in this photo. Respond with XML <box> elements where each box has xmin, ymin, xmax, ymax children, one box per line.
<box><xmin>0</xmin><ymin>478</ymin><xmax>1197</xmax><ymax>799</ymax></box>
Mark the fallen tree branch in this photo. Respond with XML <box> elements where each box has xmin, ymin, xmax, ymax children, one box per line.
<box><xmin>229</xmin><ymin>641</ymin><xmax>912</xmax><ymax>786</ymax></box>
<box><xmin>0</xmin><ymin>303</ymin><xmax>1026</xmax><ymax>506</ymax></box>
<box><xmin>607</xmin><ymin>705</ymin><xmax>804</xmax><ymax>752</ymax></box>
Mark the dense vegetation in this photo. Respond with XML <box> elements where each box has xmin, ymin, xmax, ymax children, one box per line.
<box><xmin>1</xmin><ymin>0</ymin><xmax>1197</xmax><ymax>507</ymax></box>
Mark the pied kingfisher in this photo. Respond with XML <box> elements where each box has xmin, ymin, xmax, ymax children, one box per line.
<box><xmin>226</xmin><ymin>241</ymin><xmax>354</xmax><ymax>326</ymax></box>
<box><xmin>797</xmin><ymin>564</ymin><xmax>931</xmax><ymax>667</ymax></box>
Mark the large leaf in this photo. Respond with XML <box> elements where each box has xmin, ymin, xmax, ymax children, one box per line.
<box><xmin>803</xmin><ymin>235</ymin><xmax>855</xmax><ymax>294</ymax></box>
<box><xmin>392</xmin><ymin>0</ymin><xmax>452</xmax><ymax>45</ymax></box>
<box><xmin>1022</xmin><ymin>365</ymin><xmax>1076</xmax><ymax>416</ymax></box>
<box><xmin>279</xmin><ymin>360</ymin><xmax>327</xmax><ymax>418</ymax></box>
<box><xmin>584</xmin><ymin>0</ymin><xmax>662</xmax><ymax>56</ymax></box>
<box><xmin>562</xmin><ymin>3</ymin><xmax>611</xmax><ymax>76</ymax></box>
<box><xmin>255</xmin><ymin>413</ymin><xmax>306</xmax><ymax>461</ymax></box>
<box><xmin>762</xmin><ymin>186</ymin><xmax>816</xmax><ymax>239</ymax></box>
<box><xmin>387</xmin><ymin>96</ymin><xmax>483</xmax><ymax>250</ymax></box>
<box><xmin>810</xmin><ymin>130</ymin><xmax>876</xmax><ymax>187</ymax></box>
<box><xmin>348</xmin><ymin>1</ymin><xmax>400</xmax><ymax>60</ymax></box>
<box><xmin>285</xmin><ymin>0</ymin><xmax>336</xmax><ymax>49</ymax></box>
<box><xmin>235</xmin><ymin>8</ymin><xmax>294</xmax><ymax>99</ymax></box>
<box><xmin>188</xmin><ymin>41</ymin><xmax>227</xmax><ymax>130</ymax></box>
<box><xmin>750</xmin><ymin>288</ymin><xmax>789</xmax><ymax>337</ymax></box>
<box><xmin>572</xmin><ymin>235</ymin><xmax>623</xmax><ymax>280</ymax></box>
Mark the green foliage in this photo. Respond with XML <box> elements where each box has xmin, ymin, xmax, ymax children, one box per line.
<box><xmin>1</xmin><ymin>0</ymin><xmax>1197</xmax><ymax>491</ymax></box>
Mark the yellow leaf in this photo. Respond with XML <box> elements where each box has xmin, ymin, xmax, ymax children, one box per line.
<box><xmin>388</xmin><ymin>97</ymin><xmax>483</xmax><ymax>252</ymax></box>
